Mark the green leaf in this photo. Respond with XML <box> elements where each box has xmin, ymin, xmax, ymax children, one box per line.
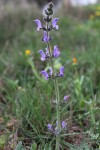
<box><xmin>15</xmin><ymin>141</ymin><xmax>26</xmax><ymax>150</ymax></box>
<box><xmin>31</xmin><ymin>142</ymin><xmax>37</xmax><ymax>150</ymax></box>
<box><xmin>0</xmin><ymin>135</ymin><xmax>6</xmax><ymax>149</ymax></box>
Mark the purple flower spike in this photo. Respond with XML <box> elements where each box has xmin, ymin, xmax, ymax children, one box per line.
<box><xmin>41</xmin><ymin>70</ymin><xmax>49</xmax><ymax>80</ymax></box>
<box><xmin>52</xmin><ymin>18</ymin><xmax>59</xmax><ymax>30</ymax></box>
<box><xmin>34</xmin><ymin>19</ymin><xmax>42</xmax><ymax>31</ymax></box>
<box><xmin>59</xmin><ymin>66</ymin><xmax>64</xmax><ymax>77</ymax></box>
<box><xmin>61</xmin><ymin>121</ymin><xmax>67</xmax><ymax>129</ymax></box>
<box><xmin>64</xmin><ymin>95</ymin><xmax>70</xmax><ymax>102</ymax></box>
<box><xmin>53</xmin><ymin>45</ymin><xmax>60</xmax><ymax>58</ymax></box>
<box><xmin>47</xmin><ymin>124</ymin><xmax>53</xmax><ymax>131</ymax></box>
<box><xmin>38</xmin><ymin>50</ymin><xmax>46</xmax><ymax>61</ymax></box>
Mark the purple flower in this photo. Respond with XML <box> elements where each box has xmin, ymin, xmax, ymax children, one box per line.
<box><xmin>47</xmin><ymin>124</ymin><xmax>53</xmax><ymax>131</ymax></box>
<box><xmin>61</xmin><ymin>121</ymin><xmax>67</xmax><ymax>129</ymax></box>
<box><xmin>64</xmin><ymin>95</ymin><xmax>70</xmax><ymax>102</ymax></box>
<box><xmin>59</xmin><ymin>66</ymin><xmax>64</xmax><ymax>77</ymax></box>
<box><xmin>38</xmin><ymin>50</ymin><xmax>46</xmax><ymax>61</ymax></box>
<box><xmin>53</xmin><ymin>45</ymin><xmax>60</xmax><ymax>58</ymax></box>
<box><xmin>34</xmin><ymin>19</ymin><xmax>42</xmax><ymax>31</ymax></box>
<box><xmin>41</xmin><ymin>70</ymin><xmax>49</xmax><ymax>80</ymax></box>
<box><xmin>52</xmin><ymin>18</ymin><xmax>59</xmax><ymax>30</ymax></box>
<box><xmin>42</xmin><ymin>31</ymin><xmax>50</xmax><ymax>42</ymax></box>
<box><xmin>41</xmin><ymin>68</ymin><xmax>53</xmax><ymax>80</ymax></box>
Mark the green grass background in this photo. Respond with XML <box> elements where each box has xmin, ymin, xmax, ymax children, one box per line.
<box><xmin>0</xmin><ymin>3</ymin><xmax>100</xmax><ymax>149</ymax></box>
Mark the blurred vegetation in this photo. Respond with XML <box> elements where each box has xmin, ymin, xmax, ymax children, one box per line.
<box><xmin>0</xmin><ymin>2</ymin><xmax>100</xmax><ymax>149</ymax></box>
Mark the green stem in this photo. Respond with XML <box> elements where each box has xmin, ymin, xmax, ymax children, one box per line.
<box><xmin>55</xmin><ymin>78</ymin><xmax>61</xmax><ymax>150</ymax></box>
<box><xmin>46</xmin><ymin>23</ymin><xmax>61</xmax><ymax>150</ymax></box>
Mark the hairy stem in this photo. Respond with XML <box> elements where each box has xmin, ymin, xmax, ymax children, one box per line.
<box><xmin>46</xmin><ymin>23</ymin><xmax>61</xmax><ymax>150</ymax></box>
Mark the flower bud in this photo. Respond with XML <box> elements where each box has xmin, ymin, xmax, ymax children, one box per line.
<box><xmin>45</xmin><ymin>9</ymin><xmax>53</xmax><ymax>16</ymax></box>
<box><xmin>48</xmin><ymin>2</ymin><xmax>53</xmax><ymax>9</ymax></box>
<box><xmin>73</xmin><ymin>57</ymin><xmax>77</xmax><ymax>64</ymax></box>
<box><xmin>43</xmin><ymin>16</ymin><xmax>52</xmax><ymax>22</ymax></box>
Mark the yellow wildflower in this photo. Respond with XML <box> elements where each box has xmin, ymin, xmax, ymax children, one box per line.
<box><xmin>25</xmin><ymin>49</ymin><xmax>31</xmax><ymax>55</ymax></box>
<box><xmin>89</xmin><ymin>14</ymin><xmax>95</xmax><ymax>20</ymax></box>
<box><xmin>73</xmin><ymin>58</ymin><xmax>77</xmax><ymax>64</ymax></box>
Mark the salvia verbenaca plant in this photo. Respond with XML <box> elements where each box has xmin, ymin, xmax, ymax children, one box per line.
<box><xmin>34</xmin><ymin>2</ymin><xmax>70</xmax><ymax>150</ymax></box>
